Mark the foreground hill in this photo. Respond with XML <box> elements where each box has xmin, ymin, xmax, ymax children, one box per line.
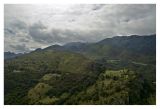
<box><xmin>5</xmin><ymin>50</ymin><xmax>93</xmax><ymax>73</ymax></box>
<box><xmin>4</xmin><ymin>50</ymin><xmax>104</xmax><ymax>104</ymax></box>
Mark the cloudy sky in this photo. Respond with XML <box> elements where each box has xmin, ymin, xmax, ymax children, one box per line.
<box><xmin>4</xmin><ymin>4</ymin><xmax>156</xmax><ymax>53</ymax></box>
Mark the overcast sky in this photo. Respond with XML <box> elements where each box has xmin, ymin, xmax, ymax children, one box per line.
<box><xmin>4</xmin><ymin>4</ymin><xmax>156</xmax><ymax>53</ymax></box>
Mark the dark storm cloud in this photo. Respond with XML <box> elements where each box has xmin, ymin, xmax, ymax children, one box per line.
<box><xmin>28</xmin><ymin>21</ymin><xmax>112</xmax><ymax>44</ymax></box>
<box><xmin>11</xmin><ymin>20</ymin><xmax>27</xmax><ymax>30</ymax></box>
<box><xmin>28</xmin><ymin>22</ymin><xmax>89</xmax><ymax>44</ymax></box>
<box><xmin>4</xmin><ymin>28</ymin><xmax>15</xmax><ymax>35</ymax></box>
<box><xmin>5</xmin><ymin>19</ymin><xmax>28</xmax><ymax>37</ymax></box>
<box><xmin>28</xmin><ymin>22</ymin><xmax>51</xmax><ymax>43</ymax></box>
<box><xmin>4</xmin><ymin>4</ymin><xmax>156</xmax><ymax>53</ymax></box>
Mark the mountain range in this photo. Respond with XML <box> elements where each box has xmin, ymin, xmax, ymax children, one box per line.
<box><xmin>4</xmin><ymin>34</ymin><xmax>156</xmax><ymax>105</ymax></box>
<box><xmin>5</xmin><ymin>34</ymin><xmax>156</xmax><ymax>63</ymax></box>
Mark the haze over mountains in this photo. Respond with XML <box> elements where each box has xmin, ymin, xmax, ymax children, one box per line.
<box><xmin>4</xmin><ymin>34</ymin><xmax>156</xmax><ymax>63</ymax></box>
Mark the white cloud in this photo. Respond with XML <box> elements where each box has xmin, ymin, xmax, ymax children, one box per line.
<box><xmin>4</xmin><ymin>4</ymin><xmax>156</xmax><ymax>53</ymax></box>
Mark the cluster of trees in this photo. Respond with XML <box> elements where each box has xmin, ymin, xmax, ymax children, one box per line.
<box><xmin>63</xmin><ymin>69</ymin><xmax>155</xmax><ymax>105</ymax></box>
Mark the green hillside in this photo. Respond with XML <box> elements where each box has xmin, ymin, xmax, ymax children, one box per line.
<box><xmin>4</xmin><ymin>50</ymin><xmax>104</xmax><ymax>104</ymax></box>
<box><xmin>5</xmin><ymin>50</ymin><xmax>92</xmax><ymax>73</ymax></box>
<box><xmin>4</xmin><ymin>35</ymin><xmax>156</xmax><ymax>105</ymax></box>
<box><xmin>63</xmin><ymin>68</ymin><xmax>155</xmax><ymax>105</ymax></box>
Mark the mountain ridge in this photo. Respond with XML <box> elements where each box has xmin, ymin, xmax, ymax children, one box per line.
<box><xmin>5</xmin><ymin>34</ymin><xmax>156</xmax><ymax>58</ymax></box>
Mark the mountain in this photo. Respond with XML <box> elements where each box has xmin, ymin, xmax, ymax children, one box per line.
<box><xmin>97</xmin><ymin>34</ymin><xmax>155</xmax><ymax>55</ymax></box>
<box><xmin>43</xmin><ymin>42</ymin><xmax>89</xmax><ymax>52</ymax></box>
<box><xmin>4</xmin><ymin>52</ymin><xmax>23</xmax><ymax>60</ymax></box>
<box><xmin>4</xmin><ymin>34</ymin><xmax>156</xmax><ymax>105</ymax></box>
<box><xmin>63</xmin><ymin>42</ymin><xmax>89</xmax><ymax>52</ymax></box>
<box><xmin>42</xmin><ymin>34</ymin><xmax>156</xmax><ymax>63</ymax></box>
<box><xmin>43</xmin><ymin>44</ymin><xmax>64</xmax><ymax>51</ymax></box>
<box><xmin>7</xmin><ymin>34</ymin><xmax>155</xmax><ymax>61</ymax></box>
<box><xmin>64</xmin><ymin>42</ymin><xmax>86</xmax><ymax>47</ymax></box>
